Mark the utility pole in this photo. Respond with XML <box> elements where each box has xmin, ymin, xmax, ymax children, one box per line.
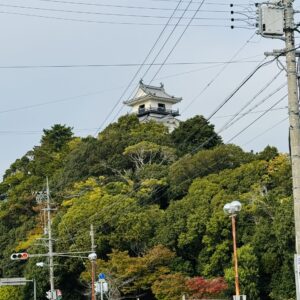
<box><xmin>257</xmin><ymin>0</ymin><xmax>300</xmax><ymax>298</ymax></box>
<box><xmin>284</xmin><ymin>0</ymin><xmax>300</xmax><ymax>254</ymax></box>
<box><xmin>46</xmin><ymin>178</ymin><xmax>55</xmax><ymax>299</ymax></box>
<box><xmin>90</xmin><ymin>225</ymin><xmax>96</xmax><ymax>300</ymax></box>
<box><xmin>284</xmin><ymin>2</ymin><xmax>300</xmax><ymax>298</ymax></box>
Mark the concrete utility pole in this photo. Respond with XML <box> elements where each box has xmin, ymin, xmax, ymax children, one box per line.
<box><xmin>90</xmin><ymin>225</ymin><xmax>96</xmax><ymax>300</ymax></box>
<box><xmin>46</xmin><ymin>178</ymin><xmax>55</xmax><ymax>299</ymax></box>
<box><xmin>283</xmin><ymin>0</ymin><xmax>300</xmax><ymax>256</ymax></box>
<box><xmin>258</xmin><ymin>0</ymin><xmax>300</xmax><ymax>297</ymax></box>
<box><xmin>283</xmin><ymin>2</ymin><xmax>300</xmax><ymax>298</ymax></box>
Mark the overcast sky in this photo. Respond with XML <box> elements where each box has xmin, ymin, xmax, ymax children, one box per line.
<box><xmin>0</xmin><ymin>0</ymin><xmax>299</xmax><ymax>180</ymax></box>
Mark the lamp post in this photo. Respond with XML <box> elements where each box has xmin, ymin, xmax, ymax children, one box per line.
<box><xmin>223</xmin><ymin>200</ymin><xmax>242</xmax><ymax>299</ymax></box>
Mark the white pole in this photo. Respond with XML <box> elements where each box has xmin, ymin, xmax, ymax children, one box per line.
<box><xmin>46</xmin><ymin>178</ymin><xmax>55</xmax><ymax>299</ymax></box>
<box><xmin>33</xmin><ymin>279</ymin><xmax>37</xmax><ymax>300</ymax></box>
<box><xmin>100</xmin><ymin>281</ymin><xmax>103</xmax><ymax>300</ymax></box>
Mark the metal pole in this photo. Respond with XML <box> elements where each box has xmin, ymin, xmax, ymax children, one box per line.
<box><xmin>100</xmin><ymin>281</ymin><xmax>103</xmax><ymax>300</ymax></box>
<box><xmin>46</xmin><ymin>178</ymin><xmax>55</xmax><ymax>299</ymax></box>
<box><xmin>90</xmin><ymin>225</ymin><xmax>96</xmax><ymax>300</ymax></box>
<box><xmin>33</xmin><ymin>279</ymin><xmax>37</xmax><ymax>300</ymax></box>
<box><xmin>231</xmin><ymin>215</ymin><xmax>240</xmax><ymax>296</ymax></box>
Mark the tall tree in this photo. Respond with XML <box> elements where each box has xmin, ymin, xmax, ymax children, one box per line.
<box><xmin>170</xmin><ymin>115</ymin><xmax>222</xmax><ymax>155</ymax></box>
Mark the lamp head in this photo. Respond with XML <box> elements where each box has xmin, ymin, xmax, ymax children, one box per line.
<box><xmin>223</xmin><ymin>203</ymin><xmax>232</xmax><ymax>214</ymax></box>
<box><xmin>223</xmin><ymin>200</ymin><xmax>242</xmax><ymax>215</ymax></box>
<box><xmin>231</xmin><ymin>200</ymin><xmax>242</xmax><ymax>212</ymax></box>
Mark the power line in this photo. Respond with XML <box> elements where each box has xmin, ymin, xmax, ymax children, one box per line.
<box><xmin>220</xmin><ymin>82</ymin><xmax>286</xmax><ymax>132</ymax></box>
<box><xmin>111</xmin><ymin>0</ymin><xmax>208</xmax><ymax>123</ymax></box>
<box><xmin>242</xmin><ymin>116</ymin><xmax>288</xmax><ymax>146</ymax></box>
<box><xmin>130</xmin><ymin>0</ymin><xmax>245</xmax><ymax>5</ymax></box>
<box><xmin>174</xmin><ymin>47</ymin><xmax>298</xmax><ymax>155</ymax></box>
<box><xmin>0</xmin><ymin>10</ymin><xmax>249</xmax><ymax>28</ymax></box>
<box><xmin>149</xmin><ymin>0</ymin><xmax>207</xmax><ymax>83</ymax></box>
<box><xmin>93</xmin><ymin>0</ymin><xmax>188</xmax><ymax>135</ymax></box>
<box><xmin>206</xmin><ymin>58</ymin><xmax>272</xmax><ymax>122</ymax></box>
<box><xmin>0</xmin><ymin>58</ymin><xmax>262</xmax><ymax>116</ymax></box>
<box><xmin>0</xmin><ymin>3</ymin><xmax>231</xmax><ymax>20</ymax></box>
<box><xmin>0</xmin><ymin>107</ymin><xmax>287</xmax><ymax>136</ymax></box>
<box><xmin>109</xmin><ymin>0</ymin><xmax>198</xmax><ymax>124</ymax></box>
<box><xmin>133</xmin><ymin>0</ymin><xmax>199</xmax><ymax>85</ymax></box>
<box><xmin>0</xmin><ymin>60</ymin><xmax>262</xmax><ymax>69</ymax></box>
<box><xmin>190</xmin><ymin>75</ymin><xmax>286</xmax><ymax>153</ymax></box>
<box><xmin>10</xmin><ymin>0</ymin><xmax>236</xmax><ymax>13</ymax></box>
<box><xmin>154</xmin><ymin>60</ymin><xmax>260</xmax><ymax>81</ymax></box>
<box><xmin>226</xmin><ymin>94</ymin><xmax>287</xmax><ymax>143</ymax></box>
<box><xmin>181</xmin><ymin>32</ymin><xmax>258</xmax><ymax>115</ymax></box>
<box><xmin>0</xmin><ymin>87</ymin><xmax>123</xmax><ymax>115</ymax></box>
<box><xmin>213</xmin><ymin>106</ymin><xmax>287</xmax><ymax>118</ymax></box>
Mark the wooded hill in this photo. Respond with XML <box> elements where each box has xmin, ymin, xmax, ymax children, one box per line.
<box><xmin>0</xmin><ymin>115</ymin><xmax>295</xmax><ymax>300</ymax></box>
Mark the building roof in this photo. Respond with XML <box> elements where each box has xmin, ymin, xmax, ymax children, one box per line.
<box><xmin>124</xmin><ymin>80</ymin><xmax>182</xmax><ymax>106</ymax></box>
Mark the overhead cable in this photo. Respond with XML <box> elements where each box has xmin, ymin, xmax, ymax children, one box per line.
<box><xmin>149</xmin><ymin>0</ymin><xmax>207</xmax><ymax>83</ymax></box>
<box><xmin>242</xmin><ymin>116</ymin><xmax>288</xmax><ymax>146</ymax></box>
<box><xmin>182</xmin><ymin>32</ymin><xmax>258</xmax><ymax>115</ymax></box>
<box><xmin>0</xmin><ymin>3</ymin><xmax>230</xmax><ymax>20</ymax></box>
<box><xmin>206</xmin><ymin>58</ymin><xmax>273</xmax><ymax>122</ymax></box>
<box><xmin>0</xmin><ymin>10</ymin><xmax>251</xmax><ymax>28</ymax></box>
<box><xmin>93</xmin><ymin>0</ymin><xmax>185</xmax><ymax>136</ymax></box>
<box><xmin>0</xmin><ymin>60</ymin><xmax>262</xmax><ymax>69</ymax></box>
<box><xmin>110</xmin><ymin>0</ymin><xmax>202</xmax><ymax>123</ymax></box>
<box><xmin>191</xmin><ymin>77</ymin><xmax>286</xmax><ymax>152</ymax></box>
<box><xmin>226</xmin><ymin>94</ymin><xmax>287</xmax><ymax>143</ymax></box>
<box><xmin>8</xmin><ymin>0</ymin><xmax>237</xmax><ymax>13</ymax></box>
<box><xmin>221</xmin><ymin>81</ymin><xmax>286</xmax><ymax>131</ymax></box>
<box><xmin>208</xmin><ymin>45</ymin><xmax>300</xmax><ymax>123</ymax></box>
<box><xmin>0</xmin><ymin>87</ymin><xmax>123</xmax><ymax>115</ymax></box>
<box><xmin>213</xmin><ymin>106</ymin><xmax>287</xmax><ymax>118</ymax></box>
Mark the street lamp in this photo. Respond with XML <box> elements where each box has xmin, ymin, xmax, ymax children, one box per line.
<box><xmin>224</xmin><ymin>200</ymin><xmax>243</xmax><ymax>300</ymax></box>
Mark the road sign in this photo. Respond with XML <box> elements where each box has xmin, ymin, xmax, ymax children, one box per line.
<box><xmin>103</xmin><ymin>282</ymin><xmax>108</xmax><ymax>292</ymax></box>
<box><xmin>98</xmin><ymin>273</ymin><xmax>106</xmax><ymax>280</ymax></box>
<box><xmin>46</xmin><ymin>289</ymin><xmax>62</xmax><ymax>300</ymax></box>
<box><xmin>0</xmin><ymin>278</ymin><xmax>27</xmax><ymax>286</ymax></box>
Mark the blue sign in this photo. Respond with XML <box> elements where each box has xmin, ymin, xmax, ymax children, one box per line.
<box><xmin>98</xmin><ymin>273</ymin><xmax>106</xmax><ymax>280</ymax></box>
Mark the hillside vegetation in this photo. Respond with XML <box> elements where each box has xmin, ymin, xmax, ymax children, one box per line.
<box><xmin>0</xmin><ymin>115</ymin><xmax>295</xmax><ymax>300</ymax></box>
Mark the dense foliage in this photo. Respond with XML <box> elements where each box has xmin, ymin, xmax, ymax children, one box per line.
<box><xmin>0</xmin><ymin>115</ymin><xmax>295</xmax><ymax>300</ymax></box>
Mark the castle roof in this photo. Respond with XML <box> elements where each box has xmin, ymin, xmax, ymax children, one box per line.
<box><xmin>124</xmin><ymin>80</ymin><xmax>182</xmax><ymax>106</ymax></box>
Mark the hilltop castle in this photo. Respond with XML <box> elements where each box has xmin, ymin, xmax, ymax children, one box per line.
<box><xmin>124</xmin><ymin>80</ymin><xmax>182</xmax><ymax>132</ymax></box>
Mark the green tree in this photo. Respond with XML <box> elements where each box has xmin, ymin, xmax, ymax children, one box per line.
<box><xmin>57</xmin><ymin>178</ymin><xmax>163</xmax><ymax>255</ymax></box>
<box><xmin>152</xmin><ymin>273</ymin><xmax>188</xmax><ymax>300</ymax></box>
<box><xmin>225</xmin><ymin>245</ymin><xmax>259</xmax><ymax>300</ymax></box>
<box><xmin>170</xmin><ymin>115</ymin><xmax>222</xmax><ymax>155</ymax></box>
<box><xmin>168</xmin><ymin>144</ymin><xmax>255</xmax><ymax>199</ymax></box>
<box><xmin>41</xmin><ymin>124</ymin><xmax>73</xmax><ymax>152</ymax></box>
<box><xmin>0</xmin><ymin>286</ymin><xmax>23</xmax><ymax>300</ymax></box>
<box><xmin>256</xmin><ymin>145</ymin><xmax>279</xmax><ymax>161</ymax></box>
<box><xmin>124</xmin><ymin>141</ymin><xmax>176</xmax><ymax>170</ymax></box>
<box><xmin>81</xmin><ymin>245</ymin><xmax>175</xmax><ymax>299</ymax></box>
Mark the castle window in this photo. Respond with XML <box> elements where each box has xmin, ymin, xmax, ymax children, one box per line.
<box><xmin>158</xmin><ymin>103</ymin><xmax>166</xmax><ymax>111</ymax></box>
<box><xmin>139</xmin><ymin>104</ymin><xmax>145</xmax><ymax>112</ymax></box>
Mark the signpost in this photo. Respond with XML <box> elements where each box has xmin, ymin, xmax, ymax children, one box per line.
<box><xmin>97</xmin><ymin>273</ymin><xmax>108</xmax><ymax>300</ymax></box>
<box><xmin>46</xmin><ymin>289</ymin><xmax>62</xmax><ymax>300</ymax></box>
<box><xmin>0</xmin><ymin>278</ymin><xmax>36</xmax><ymax>300</ymax></box>
<box><xmin>0</xmin><ymin>277</ymin><xmax>27</xmax><ymax>286</ymax></box>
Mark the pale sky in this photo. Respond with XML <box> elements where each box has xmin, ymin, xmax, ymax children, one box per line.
<box><xmin>0</xmin><ymin>0</ymin><xmax>299</xmax><ymax>179</ymax></box>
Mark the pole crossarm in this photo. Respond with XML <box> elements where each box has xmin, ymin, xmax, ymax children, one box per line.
<box><xmin>264</xmin><ymin>50</ymin><xmax>300</xmax><ymax>57</ymax></box>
